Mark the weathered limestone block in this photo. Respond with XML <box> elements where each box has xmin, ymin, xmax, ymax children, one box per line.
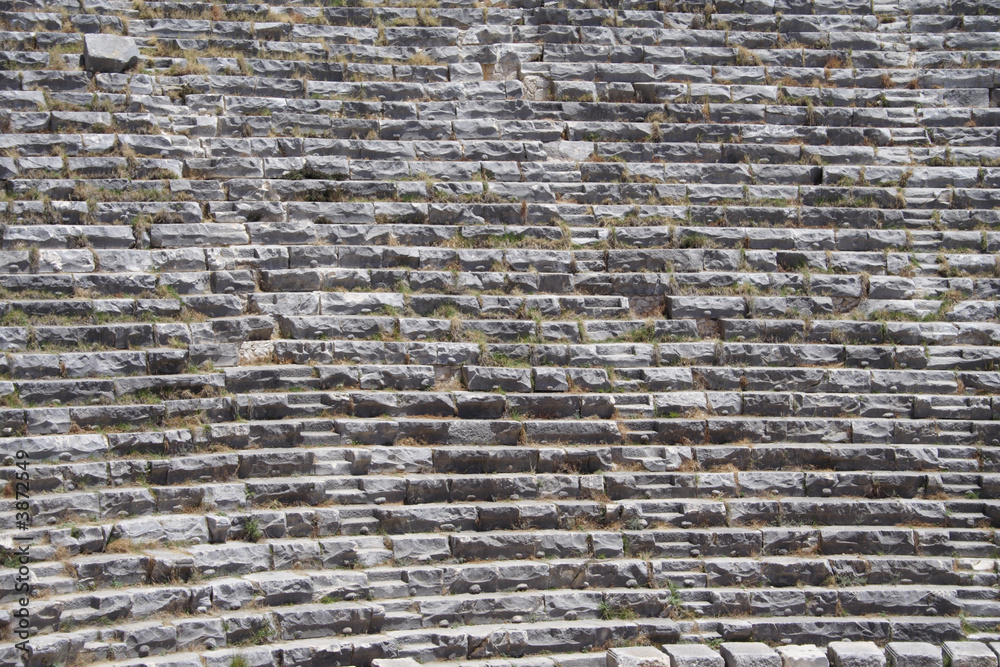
<box><xmin>886</xmin><ymin>644</ymin><xmax>941</xmax><ymax>667</ymax></box>
<box><xmin>943</xmin><ymin>644</ymin><xmax>996</xmax><ymax>667</ymax></box>
<box><xmin>721</xmin><ymin>645</ymin><xmax>782</xmax><ymax>667</ymax></box>
<box><xmin>664</xmin><ymin>645</ymin><xmax>725</xmax><ymax>667</ymax></box>
<box><xmin>272</xmin><ymin>603</ymin><xmax>378</xmax><ymax>640</ymax></box>
<box><xmin>829</xmin><ymin>643</ymin><xmax>886</xmax><ymax>667</ymax></box>
<box><xmin>463</xmin><ymin>366</ymin><xmax>532</xmax><ymax>393</ymax></box>
<box><xmin>609</xmin><ymin>647</ymin><xmax>671</xmax><ymax>667</ymax></box>
<box><xmin>245</xmin><ymin>572</ymin><xmax>314</xmax><ymax>606</ymax></box>
<box><xmin>83</xmin><ymin>34</ymin><xmax>138</xmax><ymax>73</ymax></box>
<box><xmin>778</xmin><ymin>646</ymin><xmax>830</xmax><ymax>667</ymax></box>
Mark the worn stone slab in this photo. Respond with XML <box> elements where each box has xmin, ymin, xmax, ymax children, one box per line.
<box><xmin>83</xmin><ymin>34</ymin><xmax>138</xmax><ymax>73</ymax></box>
<box><xmin>778</xmin><ymin>646</ymin><xmax>830</xmax><ymax>667</ymax></box>
<box><xmin>664</xmin><ymin>645</ymin><xmax>725</xmax><ymax>667</ymax></box>
<box><xmin>830</xmin><ymin>643</ymin><xmax>887</xmax><ymax>667</ymax></box>
<box><xmin>944</xmin><ymin>644</ymin><xmax>996</xmax><ymax>667</ymax></box>
<box><xmin>609</xmin><ymin>647</ymin><xmax>672</xmax><ymax>667</ymax></box>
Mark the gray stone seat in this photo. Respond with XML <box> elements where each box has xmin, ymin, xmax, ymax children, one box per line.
<box><xmin>0</xmin><ymin>435</ymin><xmax>986</xmax><ymax>475</ymax></box>
<box><xmin>14</xmin><ymin>447</ymin><xmax>1000</xmax><ymax>498</ymax></box>
<box><xmin>5</xmin><ymin>367</ymin><xmax>1000</xmax><ymax>434</ymax></box>
<box><xmin>13</xmin><ymin>476</ymin><xmax>1000</xmax><ymax>529</ymax></box>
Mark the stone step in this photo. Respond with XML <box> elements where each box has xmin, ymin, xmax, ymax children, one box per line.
<box><xmin>15</xmin><ymin>473</ymin><xmax>1000</xmax><ymax>524</ymax></box>
<box><xmin>7</xmin><ymin>409</ymin><xmax>1000</xmax><ymax>456</ymax></box>
<box><xmin>9</xmin><ymin>615</ymin><xmax>982</xmax><ymax>667</ymax></box>
<box><xmin>9</xmin><ymin>175</ymin><xmax>1000</xmax><ymax>210</ymax></box>
<box><xmin>12</xmin><ymin>447</ymin><xmax>1000</xmax><ymax>499</ymax></box>
<box><xmin>16</xmin><ymin>582</ymin><xmax>992</xmax><ymax>647</ymax></box>
<box><xmin>4</xmin><ymin>414</ymin><xmax>995</xmax><ymax>462</ymax></box>
<box><xmin>6</xmin><ymin>201</ymin><xmax>1000</xmax><ymax>240</ymax></box>
<box><xmin>8</xmin><ymin>143</ymin><xmax>1000</xmax><ymax>180</ymax></box>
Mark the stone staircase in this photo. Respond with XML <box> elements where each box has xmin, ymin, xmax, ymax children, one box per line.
<box><xmin>3</xmin><ymin>0</ymin><xmax>1000</xmax><ymax>664</ymax></box>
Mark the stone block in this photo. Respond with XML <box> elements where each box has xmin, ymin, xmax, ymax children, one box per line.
<box><xmin>721</xmin><ymin>644</ymin><xmax>782</xmax><ymax>667</ymax></box>
<box><xmin>609</xmin><ymin>647</ymin><xmax>671</xmax><ymax>667</ymax></box>
<box><xmin>664</xmin><ymin>645</ymin><xmax>725</xmax><ymax>667</ymax></box>
<box><xmin>944</xmin><ymin>644</ymin><xmax>996</xmax><ymax>667</ymax></box>
<box><xmin>887</xmin><ymin>644</ymin><xmax>942</xmax><ymax>667</ymax></box>
<box><xmin>829</xmin><ymin>643</ymin><xmax>887</xmax><ymax>667</ymax></box>
<box><xmin>83</xmin><ymin>34</ymin><xmax>139</xmax><ymax>73</ymax></box>
<box><xmin>778</xmin><ymin>646</ymin><xmax>830</xmax><ymax>667</ymax></box>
